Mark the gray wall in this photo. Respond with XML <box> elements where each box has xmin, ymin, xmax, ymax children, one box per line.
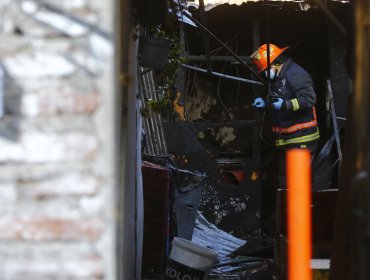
<box><xmin>0</xmin><ymin>0</ymin><xmax>119</xmax><ymax>279</ymax></box>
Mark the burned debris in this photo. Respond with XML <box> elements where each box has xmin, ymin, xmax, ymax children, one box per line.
<box><xmin>138</xmin><ymin>0</ymin><xmax>349</xmax><ymax>279</ymax></box>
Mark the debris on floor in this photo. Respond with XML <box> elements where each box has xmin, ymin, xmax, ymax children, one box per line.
<box><xmin>192</xmin><ymin>212</ymin><xmax>247</xmax><ymax>257</ymax></box>
<box><xmin>191</xmin><ymin>212</ymin><xmax>274</xmax><ymax>280</ymax></box>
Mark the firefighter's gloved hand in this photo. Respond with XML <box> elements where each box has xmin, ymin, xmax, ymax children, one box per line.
<box><xmin>272</xmin><ymin>98</ymin><xmax>284</xmax><ymax>110</ymax></box>
<box><xmin>252</xmin><ymin>97</ymin><xmax>266</xmax><ymax>108</ymax></box>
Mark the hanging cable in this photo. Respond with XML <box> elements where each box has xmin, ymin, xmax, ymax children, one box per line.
<box><xmin>234</xmin><ymin>37</ymin><xmax>241</xmax><ymax>105</ymax></box>
<box><xmin>259</xmin><ymin>0</ymin><xmax>275</xmax><ymax>146</ymax></box>
<box><xmin>216</xmin><ymin>40</ymin><xmax>234</xmax><ymax>121</ymax></box>
<box><xmin>182</xmin><ymin>11</ymin><xmax>266</xmax><ymax>85</ymax></box>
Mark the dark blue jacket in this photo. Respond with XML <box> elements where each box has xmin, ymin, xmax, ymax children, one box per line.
<box><xmin>268</xmin><ymin>58</ymin><xmax>320</xmax><ymax>147</ymax></box>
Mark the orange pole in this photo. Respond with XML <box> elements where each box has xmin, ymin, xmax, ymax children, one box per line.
<box><xmin>287</xmin><ymin>149</ymin><xmax>312</xmax><ymax>280</ymax></box>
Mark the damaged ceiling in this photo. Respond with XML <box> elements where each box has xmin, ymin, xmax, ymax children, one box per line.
<box><xmin>187</xmin><ymin>0</ymin><xmax>349</xmax><ymax>10</ymax></box>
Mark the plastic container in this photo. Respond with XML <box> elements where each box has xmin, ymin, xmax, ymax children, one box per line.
<box><xmin>165</xmin><ymin>237</ymin><xmax>218</xmax><ymax>280</ymax></box>
<box><xmin>138</xmin><ymin>36</ymin><xmax>170</xmax><ymax>70</ymax></box>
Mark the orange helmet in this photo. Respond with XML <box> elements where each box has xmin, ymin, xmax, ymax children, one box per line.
<box><xmin>250</xmin><ymin>44</ymin><xmax>289</xmax><ymax>72</ymax></box>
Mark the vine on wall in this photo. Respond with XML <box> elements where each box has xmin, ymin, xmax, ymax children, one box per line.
<box><xmin>140</xmin><ymin>1</ymin><xmax>187</xmax><ymax>118</ymax></box>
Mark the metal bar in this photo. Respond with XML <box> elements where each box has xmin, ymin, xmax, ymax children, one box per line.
<box><xmin>186</xmin><ymin>55</ymin><xmax>250</xmax><ymax>62</ymax></box>
<box><xmin>327</xmin><ymin>79</ymin><xmax>343</xmax><ymax>162</ymax></box>
<box><xmin>147</xmin><ymin>72</ymin><xmax>168</xmax><ymax>155</ymax></box>
<box><xmin>252</xmin><ymin>19</ymin><xmax>261</xmax><ymax>51</ymax></box>
<box><xmin>264</xmin><ymin>0</ymin><xmax>272</xmax><ymax>108</ymax></box>
<box><xmin>181</xmin><ymin>12</ymin><xmax>266</xmax><ymax>85</ymax></box>
<box><xmin>143</xmin><ymin>71</ymin><xmax>164</xmax><ymax>154</ymax></box>
<box><xmin>336</xmin><ymin>116</ymin><xmax>347</xmax><ymax>121</ymax></box>
<box><xmin>198</xmin><ymin>0</ymin><xmax>212</xmax><ymax>74</ymax></box>
<box><xmin>142</xmin><ymin>68</ymin><xmax>167</xmax><ymax>155</ymax></box>
<box><xmin>312</xmin><ymin>0</ymin><xmax>346</xmax><ymax>35</ymax></box>
<box><xmin>140</xmin><ymin>67</ymin><xmax>167</xmax><ymax>155</ymax></box>
<box><xmin>265</xmin><ymin>0</ymin><xmax>271</xmax><ymax>78</ymax></box>
<box><xmin>182</xmin><ymin>64</ymin><xmax>264</xmax><ymax>86</ymax></box>
<box><xmin>140</xmin><ymin>68</ymin><xmax>151</xmax><ymax>75</ymax></box>
<box><xmin>140</xmin><ymin>69</ymin><xmax>156</xmax><ymax>154</ymax></box>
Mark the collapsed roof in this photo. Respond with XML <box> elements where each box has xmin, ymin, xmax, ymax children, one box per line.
<box><xmin>186</xmin><ymin>0</ymin><xmax>349</xmax><ymax>10</ymax></box>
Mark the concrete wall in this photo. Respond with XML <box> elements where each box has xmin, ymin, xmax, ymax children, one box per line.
<box><xmin>0</xmin><ymin>0</ymin><xmax>117</xmax><ymax>279</ymax></box>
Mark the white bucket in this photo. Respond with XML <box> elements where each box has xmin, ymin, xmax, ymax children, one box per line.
<box><xmin>165</xmin><ymin>237</ymin><xmax>218</xmax><ymax>280</ymax></box>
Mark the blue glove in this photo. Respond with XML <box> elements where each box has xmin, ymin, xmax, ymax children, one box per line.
<box><xmin>252</xmin><ymin>97</ymin><xmax>266</xmax><ymax>108</ymax></box>
<box><xmin>272</xmin><ymin>98</ymin><xmax>284</xmax><ymax>110</ymax></box>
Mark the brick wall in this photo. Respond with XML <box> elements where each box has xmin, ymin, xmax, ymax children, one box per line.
<box><xmin>0</xmin><ymin>0</ymin><xmax>116</xmax><ymax>279</ymax></box>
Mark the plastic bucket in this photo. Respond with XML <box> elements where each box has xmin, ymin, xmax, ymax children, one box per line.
<box><xmin>165</xmin><ymin>237</ymin><xmax>218</xmax><ymax>280</ymax></box>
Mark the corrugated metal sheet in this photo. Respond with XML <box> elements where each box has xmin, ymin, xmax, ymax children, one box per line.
<box><xmin>187</xmin><ymin>0</ymin><xmax>348</xmax><ymax>10</ymax></box>
<box><xmin>188</xmin><ymin>0</ymin><xmax>253</xmax><ymax>11</ymax></box>
<box><xmin>139</xmin><ymin>68</ymin><xmax>168</xmax><ymax>156</ymax></box>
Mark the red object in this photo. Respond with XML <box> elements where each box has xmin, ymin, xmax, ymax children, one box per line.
<box><xmin>141</xmin><ymin>161</ymin><xmax>171</xmax><ymax>278</ymax></box>
<box><xmin>223</xmin><ymin>170</ymin><xmax>246</xmax><ymax>185</ymax></box>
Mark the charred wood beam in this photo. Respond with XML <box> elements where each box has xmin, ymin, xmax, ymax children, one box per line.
<box><xmin>327</xmin><ymin>21</ymin><xmax>349</xmax><ymax>126</ymax></box>
<box><xmin>198</xmin><ymin>0</ymin><xmax>212</xmax><ymax>74</ymax></box>
<box><xmin>264</xmin><ymin>0</ymin><xmax>271</xmax><ymax>75</ymax></box>
<box><xmin>312</xmin><ymin>0</ymin><xmax>346</xmax><ymax>35</ymax></box>
<box><xmin>181</xmin><ymin>12</ymin><xmax>266</xmax><ymax>85</ymax></box>
<box><xmin>182</xmin><ymin>64</ymin><xmax>264</xmax><ymax>86</ymax></box>
<box><xmin>252</xmin><ymin>20</ymin><xmax>261</xmax><ymax>51</ymax></box>
<box><xmin>330</xmin><ymin>0</ymin><xmax>370</xmax><ymax>278</ymax></box>
<box><xmin>327</xmin><ymin>79</ymin><xmax>343</xmax><ymax>163</ymax></box>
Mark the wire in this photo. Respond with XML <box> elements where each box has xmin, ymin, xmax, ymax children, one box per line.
<box><xmin>217</xmin><ymin>64</ymin><xmax>232</xmax><ymax>120</ymax></box>
<box><xmin>235</xmin><ymin>67</ymin><xmax>241</xmax><ymax>104</ymax></box>
<box><xmin>185</xmin><ymin>67</ymin><xmax>212</xmax><ymax>122</ymax></box>
<box><xmin>209</xmin><ymin>31</ymin><xmax>247</xmax><ymax>56</ymax></box>
<box><xmin>234</xmin><ymin>38</ymin><xmax>241</xmax><ymax>105</ymax></box>
<box><xmin>216</xmin><ymin>41</ymin><xmax>234</xmax><ymax>121</ymax></box>
<box><xmin>259</xmin><ymin>109</ymin><xmax>275</xmax><ymax>147</ymax></box>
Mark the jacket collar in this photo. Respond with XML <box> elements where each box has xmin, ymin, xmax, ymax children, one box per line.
<box><xmin>277</xmin><ymin>58</ymin><xmax>293</xmax><ymax>79</ymax></box>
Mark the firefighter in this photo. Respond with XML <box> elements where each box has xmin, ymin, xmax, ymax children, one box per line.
<box><xmin>251</xmin><ymin>43</ymin><xmax>320</xmax><ymax>188</ymax></box>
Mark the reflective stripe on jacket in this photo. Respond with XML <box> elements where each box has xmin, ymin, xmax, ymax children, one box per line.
<box><xmin>272</xmin><ymin>107</ymin><xmax>318</xmax><ymax>134</ymax></box>
<box><xmin>275</xmin><ymin>128</ymin><xmax>320</xmax><ymax>146</ymax></box>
